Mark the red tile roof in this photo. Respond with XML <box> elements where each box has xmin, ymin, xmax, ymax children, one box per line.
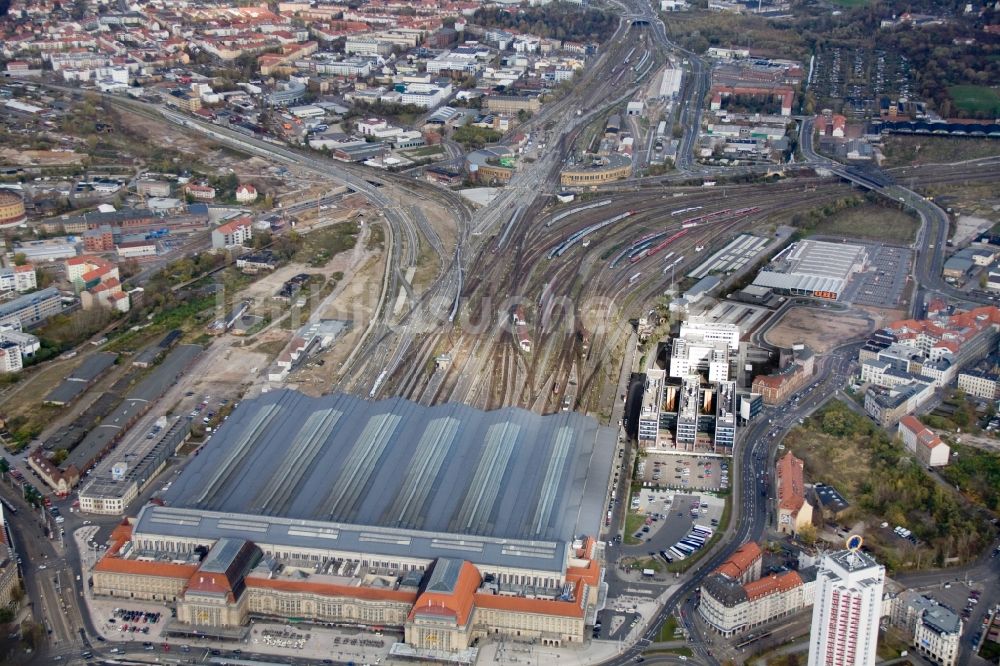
<box><xmin>95</xmin><ymin>556</ymin><xmax>198</xmax><ymax>580</ymax></box>
<box><xmin>409</xmin><ymin>561</ymin><xmax>480</xmax><ymax>626</ymax></box>
<box><xmin>743</xmin><ymin>571</ymin><xmax>802</xmax><ymax>601</ymax></box>
<box><xmin>777</xmin><ymin>451</ymin><xmax>806</xmax><ymax>513</ymax></box>
<box><xmin>474</xmin><ymin>580</ymin><xmax>586</xmax><ymax>619</ymax></box>
<box><xmin>715</xmin><ymin>542</ymin><xmax>761</xmax><ymax>580</ymax></box>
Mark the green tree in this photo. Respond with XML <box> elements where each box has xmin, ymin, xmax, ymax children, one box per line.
<box><xmin>11</xmin><ymin>253</ymin><xmax>26</xmax><ymax>266</ymax></box>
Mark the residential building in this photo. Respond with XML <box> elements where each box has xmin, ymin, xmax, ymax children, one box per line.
<box><xmin>0</xmin><ymin>325</ymin><xmax>39</xmax><ymax>357</ymax></box>
<box><xmin>752</xmin><ymin>347</ymin><xmax>814</xmax><ymax>406</ymax></box>
<box><xmin>776</xmin><ymin>452</ymin><xmax>813</xmax><ymax>535</ymax></box>
<box><xmin>861</xmin><ymin>306</ymin><xmax>1000</xmax><ymax>388</ymax></box>
<box><xmin>914</xmin><ymin>606</ymin><xmax>961</xmax><ymax>666</ymax></box>
<box><xmin>235</xmin><ymin>184</ymin><xmax>258</xmax><ymax>203</ymax></box>
<box><xmin>0</xmin><ymin>343</ymin><xmax>22</xmax><ymax>373</ymax></box>
<box><xmin>897</xmin><ymin>416</ymin><xmax>950</xmax><ymax>467</ymax></box>
<box><xmin>0</xmin><ymin>507</ymin><xmax>19</xmax><ymax>610</ymax></box>
<box><xmin>699</xmin><ymin>542</ymin><xmax>815</xmax><ymax>637</ymax></box>
<box><xmin>236</xmin><ymin>252</ymin><xmax>278</xmax><ymax>274</ymax></box>
<box><xmin>0</xmin><ymin>264</ymin><xmax>37</xmax><ymax>293</ymax></box>
<box><xmin>889</xmin><ymin>591</ymin><xmax>961</xmax><ymax>666</ymax></box>
<box><xmin>83</xmin><ymin>224</ymin><xmax>116</xmax><ymax>252</ymax></box>
<box><xmin>185</xmin><ymin>183</ymin><xmax>217</xmax><ymax>201</ymax></box>
<box><xmin>211</xmin><ymin>217</ymin><xmax>254</xmax><ymax>250</ymax></box>
<box><xmin>0</xmin><ymin>287</ymin><xmax>62</xmax><ymax>329</ymax></box>
<box><xmin>807</xmin><ymin>547</ymin><xmax>885</xmax><ymax>666</ymax></box>
<box><xmin>66</xmin><ymin>256</ymin><xmax>128</xmax><ymax>312</ymax></box>
<box><xmin>957</xmin><ymin>364</ymin><xmax>1000</xmax><ymax>399</ymax></box>
<box><xmin>863</xmin><ymin>380</ymin><xmax>934</xmax><ymax>428</ymax></box>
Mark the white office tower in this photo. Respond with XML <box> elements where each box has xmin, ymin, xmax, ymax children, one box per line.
<box><xmin>807</xmin><ymin>540</ymin><xmax>885</xmax><ymax>666</ymax></box>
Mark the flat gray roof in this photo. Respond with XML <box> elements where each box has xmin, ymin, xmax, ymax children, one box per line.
<box><xmin>70</xmin><ymin>352</ymin><xmax>119</xmax><ymax>382</ymax></box>
<box><xmin>44</xmin><ymin>352</ymin><xmax>119</xmax><ymax>405</ymax></box>
<box><xmin>63</xmin><ymin>345</ymin><xmax>202</xmax><ymax>471</ymax></box>
<box><xmin>153</xmin><ymin>390</ymin><xmax>616</xmax><ymax>567</ymax></box>
<box><xmin>0</xmin><ymin>286</ymin><xmax>59</xmax><ymax>318</ymax></box>
<box><xmin>752</xmin><ymin>240</ymin><xmax>867</xmax><ymax>297</ymax></box>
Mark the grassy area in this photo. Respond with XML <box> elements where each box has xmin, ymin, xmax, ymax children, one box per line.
<box><xmin>624</xmin><ymin>512</ymin><xmax>646</xmax><ymax>545</ymax></box>
<box><xmin>814</xmin><ymin>204</ymin><xmax>920</xmax><ymax>243</ymax></box>
<box><xmin>106</xmin><ymin>293</ymin><xmax>218</xmax><ymax>353</ymax></box>
<box><xmin>881</xmin><ymin>135</ymin><xmax>1000</xmax><ymax>168</ymax></box>
<box><xmin>787</xmin><ymin>401</ymin><xmax>996</xmax><ymax>570</ymax></box>
<box><xmin>949</xmin><ymin>85</ymin><xmax>1000</xmax><ymax>116</ymax></box>
<box><xmin>403</xmin><ymin>145</ymin><xmax>445</xmax><ymax>158</ymax></box>
<box><xmin>981</xmin><ymin>639</ymin><xmax>1000</xmax><ymax>662</ymax></box>
<box><xmin>251</xmin><ymin>337</ymin><xmax>290</xmax><ymax>358</ymax></box>
<box><xmin>646</xmin><ymin>647</ymin><xmax>694</xmax><ymax>657</ymax></box>
<box><xmin>656</xmin><ymin>616</ymin><xmax>679</xmax><ymax>642</ymax></box>
<box><xmin>875</xmin><ymin>629</ymin><xmax>912</xmax><ymax>660</ymax></box>
<box><xmin>293</xmin><ymin>222</ymin><xmax>359</xmax><ymax>268</ymax></box>
<box><xmin>631</xmin><ymin>557</ymin><xmax>664</xmax><ymax>573</ymax></box>
<box><xmin>367</xmin><ymin>223</ymin><xmax>385</xmax><ymax>251</ymax></box>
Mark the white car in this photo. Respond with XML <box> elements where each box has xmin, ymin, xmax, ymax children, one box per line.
<box><xmin>38</xmin><ymin>565</ymin><xmax>47</xmax><ymax>570</ymax></box>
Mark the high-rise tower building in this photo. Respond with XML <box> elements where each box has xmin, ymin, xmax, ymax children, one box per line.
<box><xmin>807</xmin><ymin>537</ymin><xmax>885</xmax><ymax>666</ymax></box>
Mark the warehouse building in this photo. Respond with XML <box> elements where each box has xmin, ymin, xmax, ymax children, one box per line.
<box><xmin>91</xmin><ymin>390</ymin><xmax>615</xmax><ymax>657</ymax></box>
<box><xmin>752</xmin><ymin>240</ymin><xmax>867</xmax><ymax>300</ymax></box>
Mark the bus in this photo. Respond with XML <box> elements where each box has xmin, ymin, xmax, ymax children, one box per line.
<box><xmin>692</xmin><ymin>525</ymin><xmax>713</xmax><ymax>537</ymax></box>
<box><xmin>668</xmin><ymin>547</ymin><xmax>687</xmax><ymax>560</ymax></box>
<box><xmin>680</xmin><ymin>538</ymin><xmax>703</xmax><ymax>549</ymax></box>
<box><xmin>674</xmin><ymin>543</ymin><xmax>694</xmax><ymax>555</ymax></box>
<box><xmin>687</xmin><ymin>532</ymin><xmax>708</xmax><ymax>542</ymax></box>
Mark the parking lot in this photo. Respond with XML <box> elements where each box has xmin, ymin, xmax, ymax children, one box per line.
<box><xmin>87</xmin><ymin>597</ymin><xmax>171</xmax><ymax>643</ymax></box>
<box><xmin>638</xmin><ymin>453</ymin><xmax>730</xmax><ymax>492</ymax></box>
<box><xmin>626</xmin><ymin>491</ymin><xmax>726</xmax><ymax>560</ymax></box>
<box><xmin>843</xmin><ymin>244</ymin><xmax>912</xmax><ymax>308</ymax></box>
<box><xmin>592</xmin><ymin>609</ymin><xmax>642</xmax><ymax>642</ymax></box>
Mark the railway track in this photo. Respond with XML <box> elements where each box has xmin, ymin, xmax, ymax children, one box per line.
<box><xmin>387</xmin><ymin>177</ymin><xmax>856</xmax><ymax>412</ymax></box>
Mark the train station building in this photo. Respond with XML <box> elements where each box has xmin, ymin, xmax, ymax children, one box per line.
<box><xmin>90</xmin><ymin>390</ymin><xmax>615</xmax><ymax>659</ymax></box>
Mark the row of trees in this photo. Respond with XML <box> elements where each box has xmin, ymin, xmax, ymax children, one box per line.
<box><xmin>472</xmin><ymin>3</ymin><xmax>617</xmax><ymax>43</ymax></box>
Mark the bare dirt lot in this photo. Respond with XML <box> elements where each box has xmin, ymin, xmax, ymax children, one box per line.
<box><xmin>764</xmin><ymin>306</ymin><xmax>874</xmax><ymax>353</ymax></box>
<box><xmin>855</xmin><ymin>305</ymin><xmax>908</xmax><ymax>330</ymax></box>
